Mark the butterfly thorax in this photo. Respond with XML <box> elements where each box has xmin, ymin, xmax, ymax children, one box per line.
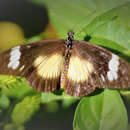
<box><xmin>60</xmin><ymin>31</ymin><xmax>74</xmax><ymax>89</ymax></box>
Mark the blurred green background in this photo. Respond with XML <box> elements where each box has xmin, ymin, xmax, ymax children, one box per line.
<box><xmin>0</xmin><ymin>0</ymin><xmax>130</xmax><ymax>130</ymax></box>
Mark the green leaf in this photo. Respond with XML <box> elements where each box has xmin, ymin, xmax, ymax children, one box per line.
<box><xmin>0</xmin><ymin>109</ymin><xmax>2</xmax><ymax>116</ymax></box>
<box><xmin>128</xmin><ymin>124</ymin><xmax>130</xmax><ymax>130</ymax></box>
<box><xmin>62</xmin><ymin>97</ymin><xmax>79</xmax><ymax>108</ymax></box>
<box><xmin>0</xmin><ymin>75</ymin><xmax>34</xmax><ymax>99</ymax></box>
<box><xmin>80</xmin><ymin>2</ymin><xmax>130</xmax><ymax>54</ymax></box>
<box><xmin>120</xmin><ymin>90</ymin><xmax>130</xmax><ymax>99</ymax></box>
<box><xmin>42</xmin><ymin>92</ymin><xmax>80</xmax><ymax>109</ymax></box>
<box><xmin>41</xmin><ymin>92</ymin><xmax>80</xmax><ymax>104</ymax></box>
<box><xmin>31</xmin><ymin>0</ymin><xmax>129</xmax><ymax>36</ymax></box>
<box><xmin>73</xmin><ymin>89</ymin><xmax>128</xmax><ymax>130</ymax></box>
<box><xmin>11</xmin><ymin>95</ymin><xmax>41</xmax><ymax>125</ymax></box>
<box><xmin>45</xmin><ymin>101</ymin><xmax>59</xmax><ymax>113</ymax></box>
<box><xmin>4</xmin><ymin>123</ymin><xmax>25</xmax><ymax>130</ymax></box>
<box><xmin>25</xmin><ymin>35</ymin><xmax>42</xmax><ymax>43</ymax></box>
<box><xmin>0</xmin><ymin>94</ymin><xmax>10</xmax><ymax>109</ymax></box>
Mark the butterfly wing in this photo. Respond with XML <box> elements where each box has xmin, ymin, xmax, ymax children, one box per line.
<box><xmin>64</xmin><ymin>40</ymin><xmax>130</xmax><ymax>97</ymax></box>
<box><xmin>0</xmin><ymin>40</ymin><xmax>65</xmax><ymax>92</ymax></box>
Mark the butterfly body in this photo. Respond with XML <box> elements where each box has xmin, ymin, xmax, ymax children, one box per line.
<box><xmin>0</xmin><ymin>32</ymin><xmax>130</xmax><ymax>97</ymax></box>
<box><xmin>60</xmin><ymin>32</ymin><xmax>74</xmax><ymax>89</ymax></box>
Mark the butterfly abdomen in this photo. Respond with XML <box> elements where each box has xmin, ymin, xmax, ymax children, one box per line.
<box><xmin>60</xmin><ymin>49</ymin><xmax>71</xmax><ymax>89</ymax></box>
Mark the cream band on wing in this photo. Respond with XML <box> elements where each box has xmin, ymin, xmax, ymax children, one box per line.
<box><xmin>67</xmin><ymin>55</ymin><xmax>94</xmax><ymax>83</ymax></box>
<box><xmin>33</xmin><ymin>53</ymin><xmax>64</xmax><ymax>78</ymax></box>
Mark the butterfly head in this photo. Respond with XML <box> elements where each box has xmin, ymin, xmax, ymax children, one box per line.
<box><xmin>67</xmin><ymin>31</ymin><xmax>74</xmax><ymax>41</ymax></box>
<box><xmin>66</xmin><ymin>31</ymin><xmax>74</xmax><ymax>50</ymax></box>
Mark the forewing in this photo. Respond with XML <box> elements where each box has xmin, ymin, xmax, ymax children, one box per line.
<box><xmin>64</xmin><ymin>40</ymin><xmax>130</xmax><ymax>97</ymax></box>
<box><xmin>0</xmin><ymin>40</ymin><xmax>65</xmax><ymax>92</ymax></box>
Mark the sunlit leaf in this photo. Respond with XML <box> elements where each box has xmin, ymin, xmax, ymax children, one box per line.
<box><xmin>0</xmin><ymin>75</ymin><xmax>34</xmax><ymax>99</ymax></box>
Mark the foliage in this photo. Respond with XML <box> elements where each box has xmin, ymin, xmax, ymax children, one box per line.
<box><xmin>73</xmin><ymin>89</ymin><xmax>128</xmax><ymax>130</ymax></box>
<box><xmin>0</xmin><ymin>0</ymin><xmax>130</xmax><ymax>130</ymax></box>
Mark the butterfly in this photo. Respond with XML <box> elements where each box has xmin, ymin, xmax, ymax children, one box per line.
<box><xmin>0</xmin><ymin>31</ymin><xmax>129</xmax><ymax>97</ymax></box>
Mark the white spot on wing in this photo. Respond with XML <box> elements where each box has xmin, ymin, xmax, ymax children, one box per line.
<box><xmin>107</xmin><ymin>54</ymin><xmax>119</xmax><ymax>81</ymax></box>
<box><xmin>8</xmin><ymin>46</ymin><xmax>21</xmax><ymax>70</ymax></box>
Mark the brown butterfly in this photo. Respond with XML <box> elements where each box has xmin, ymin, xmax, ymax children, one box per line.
<box><xmin>0</xmin><ymin>31</ymin><xmax>130</xmax><ymax>97</ymax></box>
